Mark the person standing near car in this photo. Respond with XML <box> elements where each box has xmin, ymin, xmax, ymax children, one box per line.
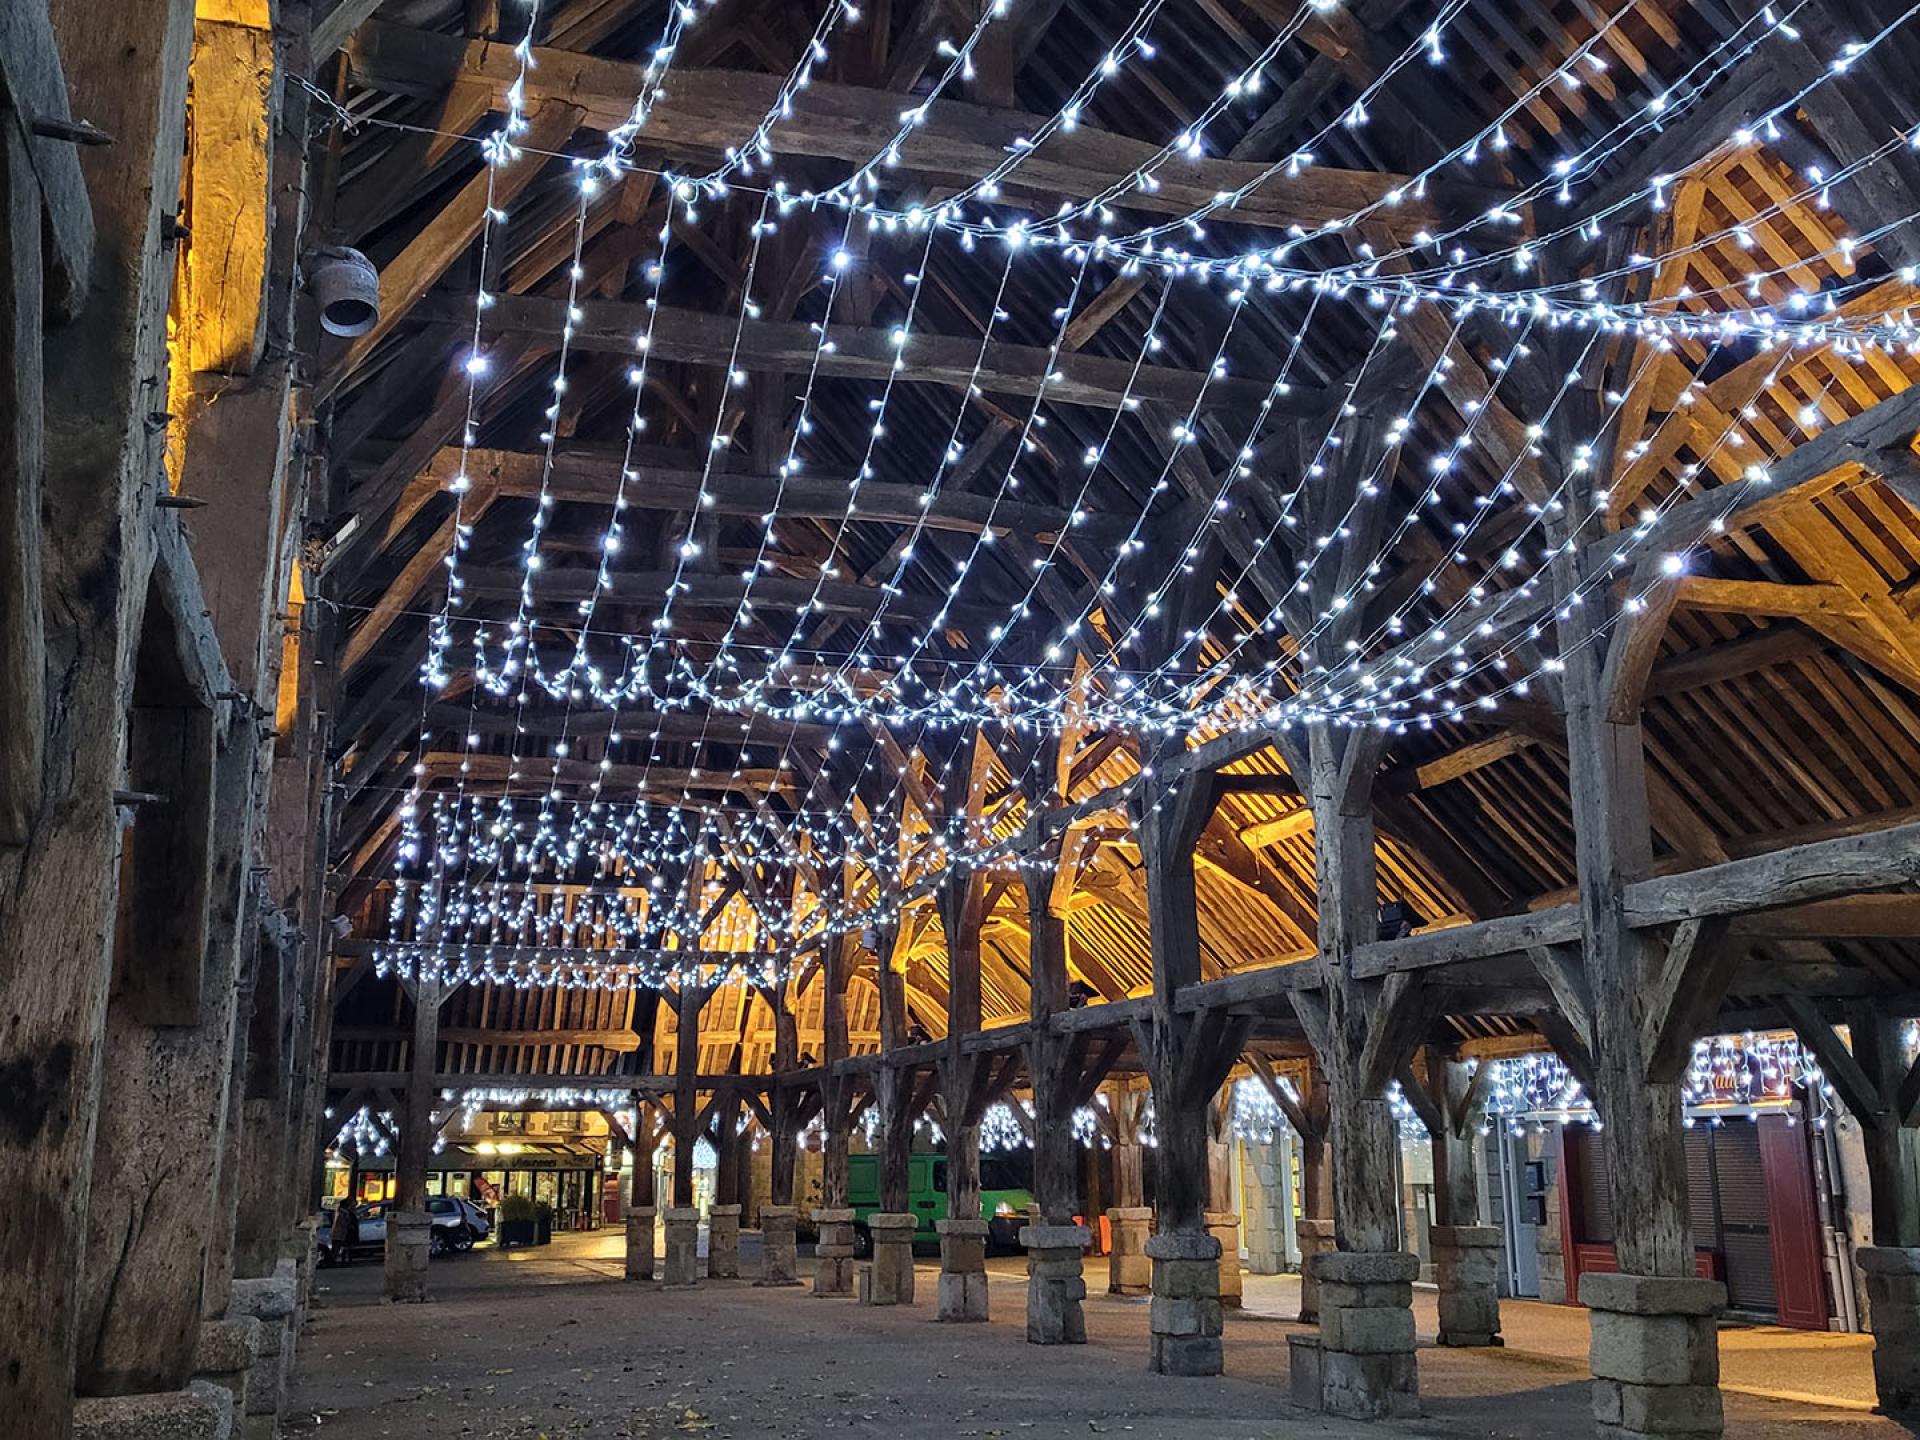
<box><xmin>330</xmin><ymin>1199</ymin><xmax>357</xmax><ymax>1265</ymax></box>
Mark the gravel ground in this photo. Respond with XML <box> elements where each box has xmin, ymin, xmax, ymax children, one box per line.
<box><xmin>285</xmin><ymin>1233</ymin><xmax>1891</xmax><ymax>1440</ymax></box>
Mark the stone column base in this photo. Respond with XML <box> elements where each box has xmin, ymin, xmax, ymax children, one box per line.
<box><xmin>1581</xmin><ymin>1271</ymin><xmax>1725</xmax><ymax>1439</ymax></box>
<box><xmin>662</xmin><ymin>1207</ymin><xmax>703</xmax><ymax>1287</ymax></box>
<box><xmin>1315</xmin><ymin>1250</ymin><xmax>1420</xmax><ymax>1419</ymax></box>
<box><xmin>1146</xmin><ymin>1230</ymin><xmax>1223</xmax><ymax>1375</ymax></box>
<box><xmin>1107</xmin><ymin>1206</ymin><xmax>1154</xmax><ymax>1296</ymax></box>
<box><xmin>383</xmin><ymin>1209</ymin><xmax>432</xmax><ymax>1303</ymax></box>
<box><xmin>757</xmin><ymin>1205</ymin><xmax>802</xmax><ymax>1286</ymax></box>
<box><xmin>228</xmin><ymin>1268</ymin><xmax>297</xmax><ymax>1439</ymax></box>
<box><xmin>1296</xmin><ymin>1218</ymin><xmax>1334</xmax><ymax>1322</ymax></box>
<box><xmin>1431</xmin><ymin>1224</ymin><xmax>1505</xmax><ymax>1347</ymax></box>
<box><xmin>625</xmin><ymin>1206</ymin><xmax>658</xmax><ymax>1281</ymax></box>
<box><xmin>73</xmin><ymin>1382</ymin><xmax>235</xmax><ymax>1440</ymax></box>
<box><xmin>937</xmin><ymin>1217</ymin><xmax>990</xmax><ymax>1321</ymax></box>
<box><xmin>813</xmin><ymin>1207</ymin><xmax>856</xmax><ymax>1297</ymax></box>
<box><xmin>1862</xmin><ymin>1247</ymin><xmax>1920</xmax><ymax>1417</ymax></box>
<box><xmin>864</xmin><ymin>1212</ymin><xmax>918</xmax><ymax>1305</ymax></box>
<box><xmin>708</xmin><ymin>1204</ymin><xmax>743</xmax><ymax>1279</ymax></box>
<box><xmin>1206</xmin><ymin>1210</ymin><xmax>1242</xmax><ymax>1309</ymax></box>
<box><xmin>194</xmin><ymin>1317</ymin><xmax>260</xmax><ymax>1418</ymax></box>
<box><xmin>1021</xmin><ymin>1223</ymin><xmax>1090</xmax><ymax>1344</ymax></box>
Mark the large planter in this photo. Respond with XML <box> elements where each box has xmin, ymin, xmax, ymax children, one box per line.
<box><xmin>499</xmin><ymin>1219</ymin><xmax>536</xmax><ymax>1248</ymax></box>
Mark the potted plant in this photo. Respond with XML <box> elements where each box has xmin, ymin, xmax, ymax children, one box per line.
<box><xmin>498</xmin><ymin>1194</ymin><xmax>537</xmax><ymax>1248</ymax></box>
<box><xmin>534</xmin><ymin>1200</ymin><xmax>553</xmax><ymax>1246</ymax></box>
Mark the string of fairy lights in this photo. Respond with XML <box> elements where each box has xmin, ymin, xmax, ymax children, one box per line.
<box><xmin>324</xmin><ymin>0</ymin><xmax>1920</xmax><ymax>972</ymax></box>
<box><xmin>325</xmin><ymin>1032</ymin><xmax>1844</xmax><ymax>1160</ymax></box>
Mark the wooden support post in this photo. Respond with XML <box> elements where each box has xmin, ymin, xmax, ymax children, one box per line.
<box><xmin>812</xmin><ymin>924</ymin><xmax>858</xmax><ymax>1297</ymax></box>
<box><xmin>1539</xmin><ymin>306</ymin><xmax>1727</xmax><ymax>1439</ymax></box>
<box><xmin>1784</xmin><ymin>1001</ymin><xmax>1920</xmax><ymax>1413</ymax></box>
<box><xmin>936</xmin><ymin>840</ymin><xmax>990</xmax><ymax>1321</ymax></box>
<box><xmin>1134</xmin><ymin>766</ymin><xmax>1243</xmax><ymax>1375</ymax></box>
<box><xmin>1402</xmin><ymin>1051</ymin><xmax>1501</xmax><ymax>1347</ymax></box>
<box><xmin>1205</xmin><ymin>1089</ymin><xmax>1243</xmax><ymax>1310</ymax></box>
<box><xmin>1274</xmin><ymin>398</ymin><xmax>1425</xmax><ymax>1415</ymax></box>
<box><xmin>763</xmin><ymin>977</ymin><xmax>800</xmax><ymax>1208</ymax></box>
<box><xmin>231</xmin><ymin>912</ymin><xmax>298</xmax><ymax>1279</ymax></box>
<box><xmin>381</xmin><ymin>972</ymin><xmax>441</xmax><ymax>1303</ymax></box>
<box><xmin>0</xmin><ymin>122</ymin><xmax>47</xmax><ymax>848</ymax></box>
<box><xmin>707</xmin><ymin>1089</ymin><xmax>744</xmax><ymax>1279</ymax></box>
<box><xmin>80</xmin><ymin>677</ymin><xmax>258</xmax><ymax>1391</ymax></box>
<box><xmin>0</xmin><ymin>0</ymin><xmax>194</xmax><ymax>1421</ymax></box>
<box><xmin>1252</xmin><ymin>1055</ymin><xmax>1332</xmax><ymax>1321</ymax></box>
<box><xmin>670</xmin><ymin>979</ymin><xmax>704</xmax><ymax>1209</ymax></box>
<box><xmin>624</xmin><ymin>1096</ymin><xmax>661</xmax><ymax>1282</ymax></box>
<box><xmin>1021</xmin><ymin>804</ymin><xmax>1097</xmax><ymax>1343</ymax></box>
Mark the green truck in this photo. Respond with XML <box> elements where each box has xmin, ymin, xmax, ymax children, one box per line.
<box><xmin>846</xmin><ymin>1152</ymin><xmax>1035</xmax><ymax>1254</ymax></box>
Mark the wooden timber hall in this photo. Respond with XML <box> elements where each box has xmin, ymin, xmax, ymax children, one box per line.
<box><xmin>5</xmin><ymin>0</ymin><xmax>1920</xmax><ymax>1436</ymax></box>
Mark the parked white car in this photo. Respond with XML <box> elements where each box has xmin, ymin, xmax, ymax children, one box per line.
<box><xmin>321</xmin><ymin>1196</ymin><xmax>491</xmax><ymax>1263</ymax></box>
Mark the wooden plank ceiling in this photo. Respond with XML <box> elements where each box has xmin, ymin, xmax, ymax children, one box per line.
<box><xmin>315</xmin><ymin>0</ymin><xmax>1920</xmax><ymax>1084</ymax></box>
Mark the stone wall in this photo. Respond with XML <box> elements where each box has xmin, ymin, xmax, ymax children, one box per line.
<box><xmin>1239</xmin><ymin>1137</ymin><xmax>1297</xmax><ymax>1275</ymax></box>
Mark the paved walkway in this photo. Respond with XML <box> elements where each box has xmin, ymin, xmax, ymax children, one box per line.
<box><xmin>288</xmin><ymin>1232</ymin><xmax>1894</xmax><ymax>1439</ymax></box>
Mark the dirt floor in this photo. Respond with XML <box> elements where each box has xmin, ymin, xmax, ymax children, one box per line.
<box><xmin>286</xmin><ymin>1231</ymin><xmax>1906</xmax><ymax>1440</ymax></box>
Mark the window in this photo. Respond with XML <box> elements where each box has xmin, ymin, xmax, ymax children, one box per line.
<box><xmin>495</xmin><ymin>1112</ymin><xmax>526</xmax><ymax>1133</ymax></box>
<box><xmin>548</xmin><ymin>1110</ymin><xmax>581</xmax><ymax>1133</ymax></box>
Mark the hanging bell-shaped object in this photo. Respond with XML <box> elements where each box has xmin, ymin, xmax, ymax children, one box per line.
<box><xmin>306</xmin><ymin>245</ymin><xmax>381</xmax><ymax>337</ymax></box>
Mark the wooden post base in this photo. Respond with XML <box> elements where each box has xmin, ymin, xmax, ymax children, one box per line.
<box><xmin>1145</xmin><ymin>1230</ymin><xmax>1223</xmax><ymax>1376</ymax></box>
<box><xmin>661</xmin><ymin>1208</ymin><xmax>702</xmax><ymax>1287</ymax></box>
<box><xmin>1107</xmin><ymin>1206</ymin><xmax>1154</xmax><ymax>1295</ymax></box>
<box><xmin>936</xmin><ymin>1218</ymin><xmax>990</xmax><ymax>1321</ymax></box>
<box><xmin>706</xmin><ymin>1204</ymin><xmax>742</xmax><ymax>1280</ymax></box>
<box><xmin>1581</xmin><ymin>1271</ymin><xmax>1725</xmax><ymax>1439</ymax></box>
<box><xmin>1315</xmin><ymin>1250</ymin><xmax>1420</xmax><ymax>1419</ymax></box>
<box><xmin>862</xmin><ymin>1213</ymin><xmax>918</xmax><ymax>1306</ymax></box>
<box><xmin>624</xmin><ymin>1207</ymin><xmax>658</xmax><ymax>1281</ymax></box>
<box><xmin>1295</xmin><ymin>1218</ymin><xmax>1334</xmax><ymax>1321</ymax></box>
<box><xmin>1857</xmin><ymin>1249</ymin><xmax>1920</xmax><ymax>1417</ymax></box>
<box><xmin>1021</xmin><ymin>1224</ymin><xmax>1090</xmax><ymax>1344</ymax></box>
<box><xmin>381</xmin><ymin>1211</ymin><xmax>432</xmax><ymax>1303</ymax></box>
<box><xmin>811</xmin><ymin>1208</ymin><xmax>856</xmax><ymax>1297</ymax></box>
<box><xmin>1431</xmin><ymin>1225</ymin><xmax>1505</xmax><ymax>1347</ymax></box>
<box><xmin>756</xmin><ymin>1206</ymin><xmax>802</xmax><ymax>1286</ymax></box>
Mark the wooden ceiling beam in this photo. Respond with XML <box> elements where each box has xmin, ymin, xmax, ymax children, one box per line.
<box><xmin>346</xmin><ymin>20</ymin><xmax>1473</xmax><ymax>238</ymax></box>
<box><xmin>410</xmin><ymin>444</ymin><xmax>1139</xmax><ymax>543</ymax></box>
<box><xmin>407</xmin><ymin>290</ymin><xmax>1303</xmax><ymax>413</ymax></box>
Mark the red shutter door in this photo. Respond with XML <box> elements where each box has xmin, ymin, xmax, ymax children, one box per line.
<box><xmin>1759</xmin><ymin>1114</ymin><xmax>1830</xmax><ymax>1330</ymax></box>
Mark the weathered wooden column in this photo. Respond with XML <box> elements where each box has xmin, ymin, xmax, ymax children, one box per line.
<box><xmin>383</xmin><ymin>973</ymin><xmax>442</xmax><ymax>1302</ymax></box>
<box><xmin>865</xmin><ymin>918</ymin><xmax>918</xmax><ymax>1306</ymax></box>
<box><xmin>936</xmin><ymin>857</ymin><xmax>991</xmax><ymax>1322</ymax></box>
<box><xmin>231</xmin><ymin>913</ymin><xmax>302</xmax><ymax>1280</ymax></box>
<box><xmin>812</xmin><ymin>926</ymin><xmax>858</xmax><ymax>1297</ymax></box>
<box><xmin>0</xmin><ymin>0</ymin><xmax>194</xmax><ymax>1424</ymax></box>
<box><xmin>1269</xmin><ymin>395</ymin><xmax>1428</xmax><ymax>1417</ymax></box>
<box><xmin>1206</xmin><ymin>1089</ymin><xmax>1243</xmax><ymax>1310</ymax></box>
<box><xmin>1105</xmin><ymin>1081</ymin><xmax>1153</xmax><ymax>1295</ymax></box>
<box><xmin>707</xmin><ymin>1089</ymin><xmax>744</xmax><ymax>1280</ymax></box>
<box><xmin>624</xmin><ymin>1096</ymin><xmax>663</xmax><ymax>1282</ymax></box>
<box><xmin>663</xmin><ymin>976</ymin><xmax>707</xmax><ymax>1287</ymax></box>
<box><xmin>78</xmin><ymin>682</ymin><xmax>258</xmax><ymax>1393</ymax></box>
<box><xmin>1288</xmin><ymin>716</ymin><xmax>1423</xmax><ymax>1418</ymax></box>
<box><xmin>1785</xmin><ymin>1003</ymin><xmax>1920</xmax><ymax>1415</ymax></box>
<box><xmin>865</xmin><ymin>1063</ymin><xmax>920</xmax><ymax>1307</ymax></box>
<box><xmin>1402</xmin><ymin>1050</ymin><xmax>1501</xmax><ymax>1347</ymax></box>
<box><xmin>1525</xmin><ymin>308</ymin><xmax>1727</xmax><ymax>1440</ymax></box>
<box><xmin>1134</xmin><ymin>768</ymin><xmax>1248</xmax><ymax>1376</ymax></box>
<box><xmin>1019</xmin><ymin>822</ymin><xmax>1101</xmax><ymax>1344</ymax></box>
<box><xmin>1253</xmin><ymin>1058</ymin><xmax>1332</xmax><ymax>1320</ymax></box>
<box><xmin>756</xmin><ymin>973</ymin><xmax>804</xmax><ymax>1287</ymax></box>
